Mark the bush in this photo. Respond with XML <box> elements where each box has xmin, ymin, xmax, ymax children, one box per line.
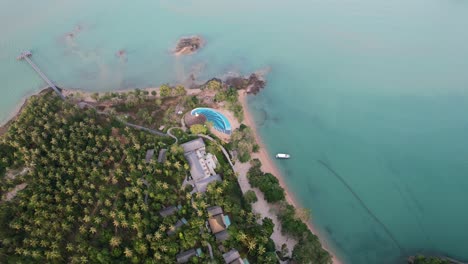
<box><xmin>159</xmin><ymin>84</ymin><xmax>171</xmax><ymax>97</ymax></box>
<box><xmin>262</xmin><ymin>174</ymin><xmax>286</xmax><ymax>202</ymax></box>
<box><xmin>174</xmin><ymin>85</ymin><xmax>186</xmax><ymax>96</ymax></box>
<box><xmin>252</xmin><ymin>144</ymin><xmax>260</xmax><ymax>153</ymax></box>
<box><xmin>231</xmin><ymin>126</ymin><xmax>255</xmax><ymax>163</ymax></box>
<box><xmin>248</xmin><ymin>170</ymin><xmax>285</xmax><ymax>203</ymax></box>
<box><xmin>189</xmin><ymin>124</ymin><xmax>207</xmax><ymax>135</ymax></box>
<box><xmin>205</xmin><ymin>79</ymin><xmax>222</xmax><ymax>90</ymax></box>
<box><xmin>214</xmin><ymin>91</ymin><xmax>227</xmax><ymax>102</ymax></box>
<box><xmin>276</xmin><ymin>204</ymin><xmax>332</xmax><ymax>264</ymax></box>
<box><xmin>262</xmin><ymin>218</ymin><xmax>275</xmax><ymax>238</ymax></box>
<box><xmin>184</xmin><ymin>96</ymin><xmax>199</xmax><ymax>109</ymax></box>
<box><xmin>244</xmin><ymin>190</ymin><xmax>258</xmax><ymax>204</ymax></box>
<box><xmin>292</xmin><ymin>234</ymin><xmax>332</xmax><ymax>264</ymax></box>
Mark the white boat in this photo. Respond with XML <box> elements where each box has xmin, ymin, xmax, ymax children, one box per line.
<box><xmin>275</xmin><ymin>153</ymin><xmax>290</xmax><ymax>159</ymax></box>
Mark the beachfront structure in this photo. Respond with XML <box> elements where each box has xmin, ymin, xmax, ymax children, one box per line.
<box><xmin>181</xmin><ymin>138</ymin><xmax>222</xmax><ymax>193</ymax></box>
<box><xmin>158</xmin><ymin>205</ymin><xmax>180</xmax><ymax>218</ymax></box>
<box><xmin>145</xmin><ymin>149</ymin><xmax>155</xmax><ymax>163</ymax></box>
<box><xmin>190</xmin><ymin>108</ymin><xmax>232</xmax><ymax>135</ymax></box>
<box><xmin>17</xmin><ymin>51</ymin><xmax>65</xmax><ymax>100</ymax></box>
<box><xmin>207</xmin><ymin>206</ymin><xmax>231</xmax><ymax>242</ymax></box>
<box><xmin>223</xmin><ymin>249</ymin><xmax>244</xmax><ymax>264</ymax></box>
<box><xmin>157</xmin><ymin>148</ymin><xmax>167</xmax><ymax>163</ymax></box>
<box><xmin>167</xmin><ymin>218</ymin><xmax>188</xmax><ymax>236</ymax></box>
<box><xmin>176</xmin><ymin>248</ymin><xmax>202</xmax><ymax>263</ymax></box>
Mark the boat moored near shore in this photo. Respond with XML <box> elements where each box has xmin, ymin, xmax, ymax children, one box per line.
<box><xmin>275</xmin><ymin>153</ymin><xmax>290</xmax><ymax>159</ymax></box>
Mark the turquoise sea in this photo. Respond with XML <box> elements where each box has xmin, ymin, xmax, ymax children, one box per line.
<box><xmin>2</xmin><ymin>0</ymin><xmax>468</xmax><ymax>263</ymax></box>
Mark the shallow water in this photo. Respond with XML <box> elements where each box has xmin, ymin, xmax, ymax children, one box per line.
<box><xmin>1</xmin><ymin>0</ymin><xmax>468</xmax><ymax>263</ymax></box>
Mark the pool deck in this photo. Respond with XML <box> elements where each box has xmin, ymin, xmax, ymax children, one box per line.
<box><xmin>191</xmin><ymin>107</ymin><xmax>234</xmax><ymax>134</ymax></box>
<box><xmin>208</xmin><ymin>108</ymin><xmax>240</xmax><ymax>141</ymax></box>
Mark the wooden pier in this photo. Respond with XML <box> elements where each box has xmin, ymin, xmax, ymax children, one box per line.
<box><xmin>17</xmin><ymin>51</ymin><xmax>65</xmax><ymax>100</ymax></box>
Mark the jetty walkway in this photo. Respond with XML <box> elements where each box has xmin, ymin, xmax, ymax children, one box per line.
<box><xmin>17</xmin><ymin>51</ymin><xmax>65</xmax><ymax>100</ymax></box>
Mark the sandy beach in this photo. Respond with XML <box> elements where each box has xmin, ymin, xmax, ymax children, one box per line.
<box><xmin>238</xmin><ymin>91</ymin><xmax>343</xmax><ymax>264</ymax></box>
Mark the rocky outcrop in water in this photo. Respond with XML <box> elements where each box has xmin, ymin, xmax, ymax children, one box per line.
<box><xmin>225</xmin><ymin>73</ymin><xmax>266</xmax><ymax>94</ymax></box>
<box><xmin>174</xmin><ymin>36</ymin><xmax>204</xmax><ymax>56</ymax></box>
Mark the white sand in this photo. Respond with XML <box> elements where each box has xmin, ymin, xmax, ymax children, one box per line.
<box><xmin>3</xmin><ymin>183</ymin><xmax>27</xmax><ymax>202</ymax></box>
<box><xmin>234</xmin><ymin>160</ymin><xmax>298</xmax><ymax>257</ymax></box>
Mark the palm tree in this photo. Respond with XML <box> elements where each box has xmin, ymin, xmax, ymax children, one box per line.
<box><xmin>154</xmin><ymin>231</ymin><xmax>162</xmax><ymax>241</ymax></box>
<box><xmin>248</xmin><ymin>241</ymin><xmax>256</xmax><ymax>252</ymax></box>
<box><xmin>124</xmin><ymin>248</ymin><xmax>133</xmax><ymax>258</ymax></box>
<box><xmin>109</xmin><ymin>236</ymin><xmax>121</xmax><ymax>248</ymax></box>
<box><xmin>154</xmin><ymin>252</ymin><xmax>162</xmax><ymax>260</ymax></box>
<box><xmin>257</xmin><ymin>245</ymin><xmax>266</xmax><ymax>255</ymax></box>
<box><xmin>237</xmin><ymin>232</ymin><xmax>247</xmax><ymax>243</ymax></box>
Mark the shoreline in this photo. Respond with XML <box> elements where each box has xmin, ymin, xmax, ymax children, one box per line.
<box><xmin>0</xmin><ymin>86</ymin><xmax>51</xmax><ymax>129</ymax></box>
<box><xmin>1</xmin><ymin>84</ymin><xmax>343</xmax><ymax>263</ymax></box>
<box><xmin>238</xmin><ymin>91</ymin><xmax>343</xmax><ymax>264</ymax></box>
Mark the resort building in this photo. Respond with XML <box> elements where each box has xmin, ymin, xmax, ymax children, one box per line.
<box><xmin>181</xmin><ymin>138</ymin><xmax>222</xmax><ymax>193</ymax></box>
<box><xmin>158</xmin><ymin>205</ymin><xmax>181</xmax><ymax>218</ymax></box>
<box><xmin>146</xmin><ymin>148</ymin><xmax>167</xmax><ymax>163</ymax></box>
<box><xmin>157</xmin><ymin>148</ymin><xmax>167</xmax><ymax>163</ymax></box>
<box><xmin>176</xmin><ymin>248</ymin><xmax>202</xmax><ymax>263</ymax></box>
<box><xmin>167</xmin><ymin>218</ymin><xmax>188</xmax><ymax>236</ymax></box>
<box><xmin>145</xmin><ymin>149</ymin><xmax>155</xmax><ymax>163</ymax></box>
<box><xmin>223</xmin><ymin>249</ymin><xmax>244</xmax><ymax>264</ymax></box>
<box><xmin>207</xmin><ymin>206</ymin><xmax>231</xmax><ymax>242</ymax></box>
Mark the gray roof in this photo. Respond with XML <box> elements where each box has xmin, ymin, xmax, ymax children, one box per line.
<box><xmin>145</xmin><ymin>149</ymin><xmax>155</xmax><ymax>163</ymax></box>
<box><xmin>215</xmin><ymin>229</ymin><xmax>230</xmax><ymax>241</ymax></box>
<box><xmin>167</xmin><ymin>218</ymin><xmax>188</xmax><ymax>236</ymax></box>
<box><xmin>207</xmin><ymin>206</ymin><xmax>223</xmax><ymax>216</ymax></box>
<box><xmin>223</xmin><ymin>249</ymin><xmax>241</xmax><ymax>264</ymax></box>
<box><xmin>195</xmin><ymin>174</ymin><xmax>222</xmax><ymax>193</ymax></box>
<box><xmin>159</xmin><ymin>205</ymin><xmax>178</xmax><ymax>217</ymax></box>
<box><xmin>176</xmin><ymin>249</ymin><xmax>197</xmax><ymax>263</ymax></box>
<box><xmin>157</xmin><ymin>149</ymin><xmax>167</xmax><ymax>163</ymax></box>
<box><xmin>181</xmin><ymin>138</ymin><xmax>205</xmax><ymax>153</ymax></box>
<box><xmin>185</xmin><ymin>151</ymin><xmax>207</xmax><ymax>182</ymax></box>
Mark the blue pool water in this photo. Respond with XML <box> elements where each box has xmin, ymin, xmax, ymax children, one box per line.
<box><xmin>224</xmin><ymin>215</ymin><xmax>231</xmax><ymax>227</ymax></box>
<box><xmin>191</xmin><ymin>108</ymin><xmax>231</xmax><ymax>135</ymax></box>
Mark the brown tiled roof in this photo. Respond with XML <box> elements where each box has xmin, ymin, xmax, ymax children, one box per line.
<box><xmin>208</xmin><ymin>214</ymin><xmax>226</xmax><ymax>234</ymax></box>
<box><xmin>184</xmin><ymin>113</ymin><xmax>207</xmax><ymax>127</ymax></box>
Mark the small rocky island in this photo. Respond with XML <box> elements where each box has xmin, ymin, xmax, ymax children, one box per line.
<box><xmin>174</xmin><ymin>35</ymin><xmax>204</xmax><ymax>56</ymax></box>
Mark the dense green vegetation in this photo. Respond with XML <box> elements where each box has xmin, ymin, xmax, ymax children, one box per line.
<box><xmin>0</xmin><ymin>143</ymin><xmax>16</xmax><ymax>177</ymax></box>
<box><xmin>159</xmin><ymin>84</ymin><xmax>186</xmax><ymax>98</ymax></box>
<box><xmin>247</xmin><ymin>160</ymin><xmax>285</xmax><ymax>203</ymax></box>
<box><xmin>189</xmin><ymin>124</ymin><xmax>207</xmax><ymax>135</ymax></box>
<box><xmin>247</xmin><ymin>159</ymin><xmax>332</xmax><ymax>264</ymax></box>
<box><xmin>243</xmin><ymin>190</ymin><xmax>258</xmax><ymax>204</ymax></box>
<box><xmin>205</xmin><ymin>79</ymin><xmax>243</xmax><ymax>121</ymax></box>
<box><xmin>84</xmin><ymin>86</ymin><xmax>204</xmax><ymax>132</ymax></box>
<box><xmin>231</xmin><ymin>125</ymin><xmax>256</xmax><ymax>163</ymax></box>
<box><xmin>0</xmin><ymin>92</ymin><xmax>286</xmax><ymax>263</ymax></box>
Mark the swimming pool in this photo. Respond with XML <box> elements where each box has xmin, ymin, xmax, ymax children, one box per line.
<box><xmin>191</xmin><ymin>108</ymin><xmax>232</xmax><ymax>135</ymax></box>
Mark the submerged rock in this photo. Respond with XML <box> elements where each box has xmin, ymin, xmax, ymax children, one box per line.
<box><xmin>174</xmin><ymin>36</ymin><xmax>204</xmax><ymax>56</ymax></box>
<box><xmin>116</xmin><ymin>49</ymin><xmax>126</xmax><ymax>57</ymax></box>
